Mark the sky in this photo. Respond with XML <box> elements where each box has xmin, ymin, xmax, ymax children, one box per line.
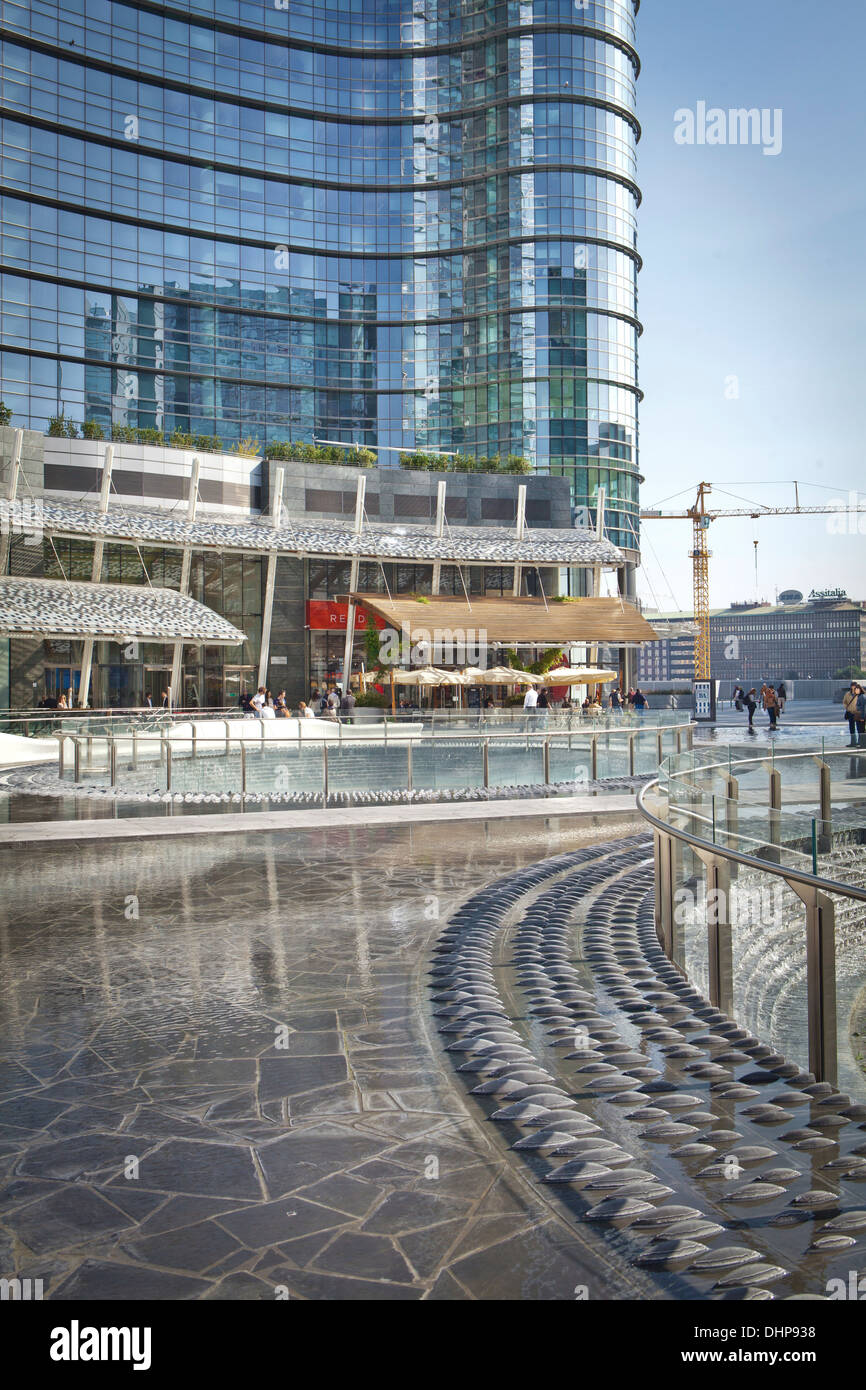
<box><xmin>633</xmin><ymin>0</ymin><xmax>866</xmax><ymax>613</ymax></box>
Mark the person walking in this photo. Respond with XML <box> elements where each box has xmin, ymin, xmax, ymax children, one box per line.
<box><xmin>340</xmin><ymin>688</ymin><xmax>356</xmax><ymax>723</ymax></box>
<box><xmin>632</xmin><ymin>687</ymin><xmax>648</xmax><ymax>716</ymax></box>
<box><xmin>777</xmin><ymin>681</ymin><xmax>787</xmax><ymax>714</ymax></box>
<box><xmin>857</xmin><ymin>685</ymin><xmax>866</xmax><ymax>748</ymax></box>
<box><xmin>522</xmin><ymin>683</ymin><xmax>538</xmax><ymax>729</ymax></box>
<box><xmin>764</xmin><ymin>684</ymin><xmax>779</xmax><ymax>729</ymax></box>
<box><xmin>843</xmin><ymin>681</ymin><xmax>862</xmax><ymax>747</ymax></box>
<box><xmin>745</xmin><ymin>688</ymin><xmax>758</xmax><ymax>729</ymax></box>
<box><xmin>732</xmin><ymin>683</ymin><xmax>745</xmax><ymax>711</ymax></box>
<box><xmin>251</xmin><ymin>686</ymin><xmax>266</xmax><ymax>717</ymax></box>
<box><xmin>536</xmin><ymin>688</ymin><xmax>550</xmax><ymax>727</ymax></box>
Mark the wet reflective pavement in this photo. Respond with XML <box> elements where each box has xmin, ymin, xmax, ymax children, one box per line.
<box><xmin>0</xmin><ymin>812</ymin><xmax>649</xmax><ymax>1300</ymax></box>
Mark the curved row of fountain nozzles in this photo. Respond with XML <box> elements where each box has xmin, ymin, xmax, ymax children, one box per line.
<box><xmin>431</xmin><ymin>836</ymin><xmax>866</xmax><ymax>1298</ymax></box>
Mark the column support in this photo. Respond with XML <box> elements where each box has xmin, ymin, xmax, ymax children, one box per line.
<box><xmin>0</xmin><ymin>427</ymin><xmax>23</xmax><ymax>576</ymax></box>
<box><xmin>512</xmin><ymin>483</ymin><xmax>526</xmax><ymax>597</ymax></box>
<box><xmin>257</xmin><ymin>465</ymin><xmax>285</xmax><ymax>690</ymax></box>
<box><xmin>431</xmin><ymin>479</ymin><xmax>446</xmax><ymax>595</ymax></box>
<box><xmin>170</xmin><ymin>454</ymin><xmax>201</xmax><ymax>707</ymax></box>
<box><xmin>340</xmin><ymin>475</ymin><xmax>366</xmax><ymax>697</ymax></box>
<box><xmin>79</xmin><ymin>443</ymin><xmax>115</xmax><ymax>707</ymax></box>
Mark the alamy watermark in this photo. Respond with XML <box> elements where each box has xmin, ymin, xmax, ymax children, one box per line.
<box><xmin>674</xmin><ymin>102</ymin><xmax>783</xmax><ymax>157</ymax></box>
<box><xmin>377</xmin><ymin>622</ymin><xmax>489</xmax><ymax>668</ymax></box>
<box><xmin>826</xmin><ymin>491</ymin><xmax>866</xmax><ymax>535</ymax></box>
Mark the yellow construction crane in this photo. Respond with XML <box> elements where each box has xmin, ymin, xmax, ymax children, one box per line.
<box><xmin>641</xmin><ymin>482</ymin><xmax>866</xmax><ymax>680</ymax></box>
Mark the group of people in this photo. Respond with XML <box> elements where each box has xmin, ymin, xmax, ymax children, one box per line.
<box><xmin>239</xmin><ymin>685</ymin><xmax>357</xmax><ymax>722</ymax></box>
<box><xmin>520</xmin><ymin>684</ymin><xmax>650</xmax><ymax>726</ymax></box>
<box><xmin>732</xmin><ymin>681</ymin><xmax>787</xmax><ymax>729</ymax></box>
<box><xmin>607</xmin><ymin>686</ymin><xmax>651</xmax><ymax>714</ymax></box>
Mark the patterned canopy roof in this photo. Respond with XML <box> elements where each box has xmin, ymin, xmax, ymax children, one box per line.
<box><xmin>0</xmin><ymin>577</ymin><xmax>246</xmax><ymax>643</ymax></box>
<box><xmin>38</xmin><ymin>499</ymin><xmax>624</xmax><ymax>567</ymax></box>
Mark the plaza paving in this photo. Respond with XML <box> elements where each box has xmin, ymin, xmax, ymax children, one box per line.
<box><xmin>0</xmin><ymin>812</ymin><xmax>652</xmax><ymax>1301</ymax></box>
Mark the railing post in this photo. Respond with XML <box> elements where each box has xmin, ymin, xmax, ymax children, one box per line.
<box><xmin>788</xmin><ymin>880</ymin><xmax>837</xmax><ymax>1085</ymax></box>
<box><xmin>723</xmin><ymin>774</ymin><xmax>739</xmax><ymax>879</ymax></box>
<box><xmin>628</xmin><ymin>732</ymin><xmax>636</xmax><ymax>777</ymax></box>
<box><xmin>813</xmin><ymin>756</ymin><xmax>832</xmax><ymax>851</ymax></box>
<box><xmin>657</xmin><ymin>730</ymin><xmax>664</xmax><ymax>767</ymax></box>
<box><xmin>240</xmin><ymin>742</ymin><xmax>246</xmax><ymax>798</ymax></box>
<box><xmin>482</xmin><ymin>738</ymin><xmax>489</xmax><ymax>789</ymax></box>
<box><xmin>406</xmin><ymin>740</ymin><xmax>413</xmax><ymax>792</ymax></box>
<box><xmin>54</xmin><ymin>731</ymin><xmax>65</xmax><ymax>778</ymax></box>
<box><xmin>676</xmin><ymin>728</ymin><xmax>683</xmax><ymax>755</ymax></box>
<box><xmin>590</xmin><ymin>735</ymin><xmax>598</xmax><ymax>781</ymax></box>
<box><xmin>86</xmin><ymin>733</ymin><xmax>93</xmax><ymax>771</ymax></box>
<box><xmin>543</xmin><ymin>738</ymin><xmax>550</xmax><ymax>785</ymax></box>
<box><xmin>191</xmin><ymin>725</ymin><xmax>197</xmax><ymax>759</ymax></box>
<box><xmin>109</xmin><ymin>739</ymin><xmax>117</xmax><ymax>787</ymax></box>
<box><xmin>765</xmin><ymin>763</ymin><xmax>782</xmax><ymax>864</ymax></box>
<box><xmin>132</xmin><ymin>728</ymin><xmax>138</xmax><ymax>770</ymax></box>
<box><xmin>224</xmin><ymin>720</ymin><xmax>231</xmax><ymax>755</ymax></box>
<box><xmin>656</xmin><ymin>828</ymin><xmax>676</xmax><ymax>959</ymax></box>
<box><xmin>694</xmin><ymin>848</ymin><xmax>734</xmax><ymax>1016</ymax></box>
<box><xmin>73</xmin><ymin>737</ymin><xmax>81</xmax><ymax>781</ymax></box>
<box><xmin>165</xmin><ymin>742</ymin><xmax>172</xmax><ymax>793</ymax></box>
<box><xmin>322</xmin><ymin>742</ymin><xmax>329</xmax><ymax>807</ymax></box>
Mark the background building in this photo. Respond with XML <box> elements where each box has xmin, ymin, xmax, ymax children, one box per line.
<box><xmin>0</xmin><ymin>0</ymin><xmax>641</xmax><ymax>565</ymax></box>
<box><xmin>638</xmin><ymin>596</ymin><xmax>866</xmax><ymax>688</ymax></box>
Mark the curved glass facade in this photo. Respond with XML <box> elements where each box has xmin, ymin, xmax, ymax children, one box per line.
<box><xmin>0</xmin><ymin>0</ymin><xmax>641</xmax><ymax>550</ymax></box>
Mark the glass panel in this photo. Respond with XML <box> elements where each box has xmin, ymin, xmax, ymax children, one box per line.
<box><xmin>728</xmin><ymin>870</ymin><xmax>810</xmax><ymax>1078</ymax></box>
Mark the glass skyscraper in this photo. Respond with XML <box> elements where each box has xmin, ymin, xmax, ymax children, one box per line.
<box><xmin>0</xmin><ymin>0</ymin><xmax>640</xmax><ymax>552</ymax></box>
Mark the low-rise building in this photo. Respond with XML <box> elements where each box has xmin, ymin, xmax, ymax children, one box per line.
<box><xmin>638</xmin><ymin>595</ymin><xmax>866</xmax><ymax>687</ymax></box>
<box><xmin>0</xmin><ymin>429</ymin><xmax>651</xmax><ymax>710</ymax></box>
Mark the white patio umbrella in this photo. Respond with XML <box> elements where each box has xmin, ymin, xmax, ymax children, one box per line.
<box><xmin>540</xmin><ymin>666</ymin><xmax>617</xmax><ymax>686</ymax></box>
<box><xmin>480</xmin><ymin>666</ymin><xmax>544</xmax><ymax>686</ymax></box>
<box><xmin>390</xmin><ymin>666</ymin><xmax>449</xmax><ymax>685</ymax></box>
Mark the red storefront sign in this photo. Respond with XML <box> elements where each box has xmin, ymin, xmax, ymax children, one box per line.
<box><xmin>306</xmin><ymin>600</ymin><xmax>386</xmax><ymax>632</ymax></box>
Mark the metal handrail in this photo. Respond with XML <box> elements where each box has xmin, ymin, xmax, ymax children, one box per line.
<box><xmin>637</xmin><ymin>778</ymin><xmax>866</xmax><ymax>903</ymax></box>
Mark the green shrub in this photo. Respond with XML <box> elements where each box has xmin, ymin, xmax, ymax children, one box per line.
<box><xmin>355</xmin><ymin>690</ymin><xmax>388</xmax><ymax>708</ymax></box>
<box><xmin>193</xmin><ymin>433</ymin><xmax>222</xmax><ymax>452</ymax></box>
<box><xmin>0</xmin><ymin>401</ymin><xmax>12</xmax><ymax>426</ymax></box>
<box><xmin>81</xmin><ymin>418</ymin><xmax>104</xmax><ymax>440</ymax></box>
<box><xmin>231</xmin><ymin>436</ymin><xmax>261</xmax><ymax>457</ymax></box>
<box><xmin>170</xmin><ymin>429</ymin><xmax>195</xmax><ymax>449</ymax></box>
<box><xmin>47</xmin><ymin>413</ymin><xmax>78</xmax><ymax>438</ymax></box>
<box><xmin>111</xmin><ymin>425</ymin><xmax>137</xmax><ymax>443</ymax></box>
<box><xmin>137</xmin><ymin>427</ymin><xmax>165</xmax><ymax>446</ymax></box>
<box><xmin>505</xmin><ymin>454</ymin><xmax>532</xmax><ymax>474</ymax></box>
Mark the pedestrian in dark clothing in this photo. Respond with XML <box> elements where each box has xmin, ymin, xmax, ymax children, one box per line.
<box><xmin>857</xmin><ymin>686</ymin><xmax>866</xmax><ymax>748</ymax></box>
<box><xmin>843</xmin><ymin>682</ymin><xmax>862</xmax><ymax>747</ymax></box>
<box><xmin>745</xmin><ymin>689</ymin><xmax>758</xmax><ymax>728</ymax></box>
